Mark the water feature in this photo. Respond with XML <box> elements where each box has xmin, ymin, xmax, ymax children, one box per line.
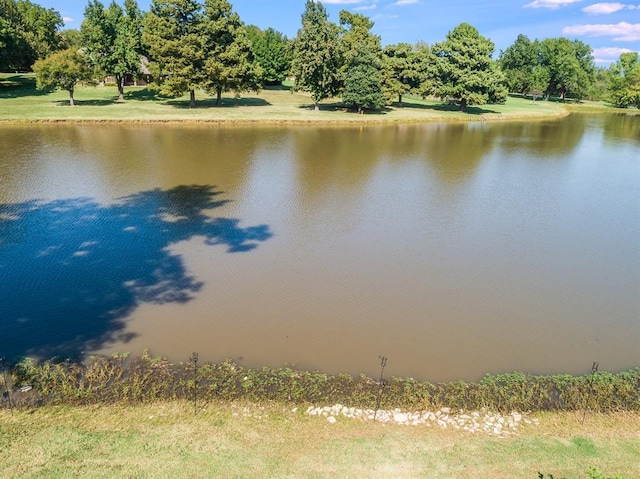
<box><xmin>1</xmin><ymin>113</ymin><xmax>638</xmax><ymax>381</ymax></box>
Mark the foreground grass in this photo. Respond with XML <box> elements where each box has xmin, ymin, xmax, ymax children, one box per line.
<box><xmin>0</xmin><ymin>73</ymin><xmax>570</xmax><ymax>124</ymax></box>
<box><xmin>1</xmin><ymin>402</ymin><xmax>638</xmax><ymax>479</ymax></box>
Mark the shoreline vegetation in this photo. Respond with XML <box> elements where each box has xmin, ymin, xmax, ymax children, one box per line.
<box><xmin>3</xmin><ymin>73</ymin><xmax>631</xmax><ymax>126</ymax></box>
<box><xmin>1</xmin><ymin>353</ymin><xmax>639</xmax><ymax>478</ymax></box>
<box><xmin>2</xmin><ymin>352</ymin><xmax>639</xmax><ymax>412</ymax></box>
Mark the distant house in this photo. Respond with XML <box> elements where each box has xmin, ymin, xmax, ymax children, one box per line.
<box><xmin>104</xmin><ymin>57</ymin><xmax>151</xmax><ymax>86</ymax></box>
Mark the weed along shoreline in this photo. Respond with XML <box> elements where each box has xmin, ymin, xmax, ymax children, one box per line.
<box><xmin>1</xmin><ymin>354</ymin><xmax>639</xmax><ymax>478</ymax></box>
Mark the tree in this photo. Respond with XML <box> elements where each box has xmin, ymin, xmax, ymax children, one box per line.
<box><xmin>33</xmin><ymin>48</ymin><xmax>93</xmax><ymax>105</ymax></box>
<box><xmin>143</xmin><ymin>0</ymin><xmax>204</xmax><ymax>108</ymax></box>
<box><xmin>0</xmin><ymin>0</ymin><xmax>63</xmax><ymax>71</ymax></box>
<box><xmin>608</xmin><ymin>52</ymin><xmax>640</xmax><ymax>108</ymax></box>
<box><xmin>382</xmin><ymin>42</ymin><xmax>433</xmax><ymax>107</ymax></box>
<box><xmin>539</xmin><ymin>37</ymin><xmax>594</xmax><ymax>101</ymax></box>
<box><xmin>342</xmin><ymin>46</ymin><xmax>386</xmax><ymax>112</ymax></box>
<box><xmin>499</xmin><ymin>34</ymin><xmax>537</xmax><ymax>94</ymax></box>
<box><xmin>246</xmin><ymin>25</ymin><xmax>291</xmax><ymax>86</ymax></box>
<box><xmin>291</xmin><ymin>0</ymin><xmax>342</xmax><ymax>110</ymax></box>
<box><xmin>432</xmin><ymin>23</ymin><xmax>505</xmax><ymax>111</ymax></box>
<box><xmin>200</xmin><ymin>0</ymin><xmax>262</xmax><ymax>106</ymax></box>
<box><xmin>81</xmin><ymin>0</ymin><xmax>144</xmax><ymax>100</ymax></box>
<box><xmin>59</xmin><ymin>29</ymin><xmax>82</xmax><ymax>49</ymax></box>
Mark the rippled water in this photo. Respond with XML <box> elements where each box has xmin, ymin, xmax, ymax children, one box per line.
<box><xmin>1</xmin><ymin>114</ymin><xmax>638</xmax><ymax>381</ymax></box>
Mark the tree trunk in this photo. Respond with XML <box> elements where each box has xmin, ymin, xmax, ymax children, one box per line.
<box><xmin>116</xmin><ymin>74</ymin><xmax>125</xmax><ymax>101</ymax></box>
<box><xmin>216</xmin><ymin>87</ymin><xmax>222</xmax><ymax>106</ymax></box>
<box><xmin>398</xmin><ymin>94</ymin><xmax>403</xmax><ymax>108</ymax></box>
<box><xmin>189</xmin><ymin>89</ymin><xmax>196</xmax><ymax>108</ymax></box>
<box><xmin>314</xmin><ymin>102</ymin><xmax>319</xmax><ymax>111</ymax></box>
<box><xmin>459</xmin><ymin>98</ymin><xmax>467</xmax><ymax>112</ymax></box>
<box><xmin>68</xmin><ymin>87</ymin><xmax>74</xmax><ymax>107</ymax></box>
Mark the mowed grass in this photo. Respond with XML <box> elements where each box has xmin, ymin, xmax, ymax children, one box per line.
<box><xmin>0</xmin><ymin>73</ymin><xmax>570</xmax><ymax>124</ymax></box>
<box><xmin>1</xmin><ymin>402</ymin><xmax>639</xmax><ymax>479</ymax></box>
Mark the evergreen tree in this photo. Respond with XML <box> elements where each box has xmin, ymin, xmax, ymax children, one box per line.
<box><xmin>382</xmin><ymin>42</ymin><xmax>432</xmax><ymax>107</ymax></box>
<box><xmin>200</xmin><ymin>0</ymin><xmax>262</xmax><ymax>106</ymax></box>
<box><xmin>291</xmin><ymin>0</ymin><xmax>342</xmax><ymax>110</ymax></box>
<box><xmin>342</xmin><ymin>46</ymin><xmax>386</xmax><ymax>113</ymax></box>
<box><xmin>33</xmin><ymin>48</ymin><xmax>93</xmax><ymax>106</ymax></box>
<box><xmin>432</xmin><ymin>23</ymin><xmax>505</xmax><ymax>111</ymax></box>
<box><xmin>143</xmin><ymin>0</ymin><xmax>204</xmax><ymax>108</ymax></box>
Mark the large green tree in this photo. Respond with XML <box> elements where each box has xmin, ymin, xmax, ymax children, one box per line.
<box><xmin>0</xmin><ymin>0</ymin><xmax>63</xmax><ymax>71</ymax></box>
<box><xmin>246</xmin><ymin>25</ymin><xmax>291</xmax><ymax>86</ymax></box>
<box><xmin>32</xmin><ymin>47</ymin><xmax>93</xmax><ymax>105</ymax></box>
<box><xmin>82</xmin><ymin>0</ymin><xmax>144</xmax><ymax>100</ymax></box>
<box><xmin>499</xmin><ymin>34</ymin><xmax>537</xmax><ymax>94</ymax></box>
<box><xmin>432</xmin><ymin>23</ymin><xmax>505</xmax><ymax>111</ymax></box>
<box><xmin>143</xmin><ymin>0</ymin><xmax>204</xmax><ymax>108</ymax></box>
<box><xmin>382</xmin><ymin>42</ymin><xmax>433</xmax><ymax>106</ymax></box>
<box><xmin>608</xmin><ymin>52</ymin><xmax>640</xmax><ymax>108</ymax></box>
<box><xmin>200</xmin><ymin>0</ymin><xmax>262</xmax><ymax>106</ymax></box>
<box><xmin>291</xmin><ymin>0</ymin><xmax>342</xmax><ymax>110</ymax></box>
<box><xmin>538</xmin><ymin>37</ymin><xmax>594</xmax><ymax>101</ymax></box>
<box><xmin>342</xmin><ymin>46</ymin><xmax>386</xmax><ymax>112</ymax></box>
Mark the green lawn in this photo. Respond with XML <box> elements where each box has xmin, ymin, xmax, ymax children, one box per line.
<box><xmin>1</xmin><ymin>402</ymin><xmax>638</xmax><ymax>478</ymax></box>
<box><xmin>0</xmin><ymin>73</ymin><xmax>571</xmax><ymax>124</ymax></box>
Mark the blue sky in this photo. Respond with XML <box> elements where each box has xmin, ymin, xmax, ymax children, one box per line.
<box><xmin>42</xmin><ymin>0</ymin><xmax>639</xmax><ymax>64</ymax></box>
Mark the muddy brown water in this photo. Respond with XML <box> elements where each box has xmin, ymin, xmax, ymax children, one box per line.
<box><xmin>1</xmin><ymin>113</ymin><xmax>638</xmax><ymax>381</ymax></box>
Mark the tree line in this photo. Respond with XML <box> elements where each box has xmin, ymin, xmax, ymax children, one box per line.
<box><xmin>2</xmin><ymin>0</ymin><xmax>638</xmax><ymax>110</ymax></box>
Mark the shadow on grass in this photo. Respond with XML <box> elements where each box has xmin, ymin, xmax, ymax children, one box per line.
<box><xmin>0</xmin><ymin>74</ymin><xmax>48</xmax><ymax>99</ymax></box>
<box><xmin>123</xmin><ymin>88</ymin><xmax>170</xmax><ymax>102</ymax></box>
<box><xmin>166</xmin><ymin>96</ymin><xmax>271</xmax><ymax>109</ymax></box>
<box><xmin>55</xmin><ymin>99</ymin><xmax>120</xmax><ymax>107</ymax></box>
<box><xmin>296</xmin><ymin>102</ymin><xmax>391</xmax><ymax>115</ymax></box>
<box><xmin>395</xmin><ymin>100</ymin><xmax>500</xmax><ymax>115</ymax></box>
<box><xmin>263</xmin><ymin>83</ymin><xmax>292</xmax><ymax>91</ymax></box>
<box><xmin>0</xmin><ymin>185</ymin><xmax>272</xmax><ymax>362</ymax></box>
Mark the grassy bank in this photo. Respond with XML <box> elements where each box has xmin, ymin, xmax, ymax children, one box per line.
<box><xmin>1</xmin><ymin>401</ymin><xmax>638</xmax><ymax>478</ymax></box>
<box><xmin>0</xmin><ymin>73</ymin><xmax>570</xmax><ymax>124</ymax></box>
<box><xmin>4</xmin><ymin>353</ymin><xmax>640</xmax><ymax>412</ymax></box>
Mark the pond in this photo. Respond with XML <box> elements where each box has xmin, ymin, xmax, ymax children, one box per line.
<box><xmin>0</xmin><ymin>113</ymin><xmax>638</xmax><ymax>381</ymax></box>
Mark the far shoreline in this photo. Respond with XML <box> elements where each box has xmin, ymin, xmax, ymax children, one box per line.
<box><xmin>3</xmin><ymin>73</ymin><xmax>610</xmax><ymax>126</ymax></box>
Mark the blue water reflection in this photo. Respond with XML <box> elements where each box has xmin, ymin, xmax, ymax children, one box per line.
<box><xmin>0</xmin><ymin>185</ymin><xmax>272</xmax><ymax>361</ymax></box>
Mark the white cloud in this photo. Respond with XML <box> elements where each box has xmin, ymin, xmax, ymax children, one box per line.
<box><xmin>583</xmin><ymin>2</ymin><xmax>626</xmax><ymax>14</ymax></box>
<box><xmin>582</xmin><ymin>2</ymin><xmax>640</xmax><ymax>14</ymax></box>
<box><xmin>524</xmin><ymin>0</ymin><xmax>583</xmax><ymax>9</ymax></box>
<box><xmin>62</xmin><ymin>16</ymin><xmax>74</xmax><ymax>24</ymax></box>
<box><xmin>355</xmin><ymin>4</ymin><xmax>378</xmax><ymax>10</ymax></box>
<box><xmin>593</xmin><ymin>47</ymin><xmax>637</xmax><ymax>62</ymax></box>
<box><xmin>392</xmin><ymin>0</ymin><xmax>420</xmax><ymax>5</ymax></box>
<box><xmin>563</xmin><ymin>21</ymin><xmax>640</xmax><ymax>40</ymax></box>
<box><xmin>322</xmin><ymin>0</ymin><xmax>365</xmax><ymax>4</ymax></box>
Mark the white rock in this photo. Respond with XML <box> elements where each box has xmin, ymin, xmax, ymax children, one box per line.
<box><xmin>393</xmin><ymin>412</ymin><xmax>409</xmax><ymax>423</ymax></box>
<box><xmin>327</xmin><ymin>416</ymin><xmax>337</xmax><ymax>424</ymax></box>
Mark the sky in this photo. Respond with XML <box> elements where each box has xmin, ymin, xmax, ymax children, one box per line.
<box><xmin>40</xmin><ymin>0</ymin><xmax>640</xmax><ymax>65</ymax></box>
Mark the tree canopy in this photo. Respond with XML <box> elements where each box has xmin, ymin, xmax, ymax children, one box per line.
<box><xmin>32</xmin><ymin>47</ymin><xmax>93</xmax><ymax>105</ymax></box>
<box><xmin>246</xmin><ymin>25</ymin><xmax>291</xmax><ymax>86</ymax></box>
<box><xmin>200</xmin><ymin>0</ymin><xmax>262</xmax><ymax>106</ymax></box>
<box><xmin>608</xmin><ymin>52</ymin><xmax>640</xmax><ymax>108</ymax></box>
<box><xmin>0</xmin><ymin>0</ymin><xmax>63</xmax><ymax>71</ymax></box>
<box><xmin>291</xmin><ymin>0</ymin><xmax>342</xmax><ymax>110</ymax></box>
<box><xmin>432</xmin><ymin>22</ymin><xmax>506</xmax><ymax>111</ymax></box>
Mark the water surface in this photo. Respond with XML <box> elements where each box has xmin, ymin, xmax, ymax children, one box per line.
<box><xmin>1</xmin><ymin>114</ymin><xmax>638</xmax><ymax>381</ymax></box>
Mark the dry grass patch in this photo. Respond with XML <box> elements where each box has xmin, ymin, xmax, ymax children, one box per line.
<box><xmin>1</xmin><ymin>402</ymin><xmax>638</xmax><ymax>478</ymax></box>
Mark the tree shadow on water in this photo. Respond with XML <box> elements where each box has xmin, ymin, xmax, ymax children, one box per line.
<box><xmin>0</xmin><ymin>185</ymin><xmax>272</xmax><ymax>362</ymax></box>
